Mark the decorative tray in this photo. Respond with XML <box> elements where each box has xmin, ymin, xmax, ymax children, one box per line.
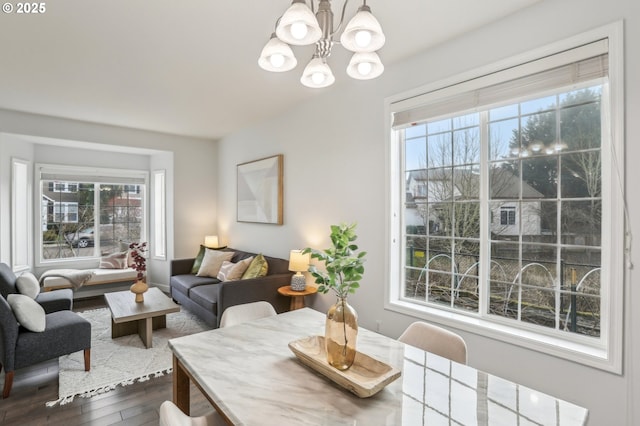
<box><xmin>288</xmin><ymin>335</ymin><xmax>401</xmax><ymax>398</ymax></box>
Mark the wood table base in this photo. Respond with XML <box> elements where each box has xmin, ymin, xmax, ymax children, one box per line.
<box><xmin>111</xmin><ymin>315</ymin><xmax>167</xmax><ymax>348</ymax></box>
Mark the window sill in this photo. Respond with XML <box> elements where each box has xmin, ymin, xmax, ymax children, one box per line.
<box><xmin>386</xmin><ymin>299</ymin><xmax>620</xmax><ymax>374</ymax></box>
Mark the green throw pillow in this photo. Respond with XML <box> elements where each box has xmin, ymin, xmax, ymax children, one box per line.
<box><xmin>241</xmin><ymin>254</ymin><xmax>269</xmax><ymax>279</ymax></box>
<box><xmin>191</xmin><ymin>245</ymin><xmax>206</xmax><ymax>274</ymax></box>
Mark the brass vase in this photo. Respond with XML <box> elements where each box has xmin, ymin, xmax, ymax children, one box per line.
<box><xmin>130</xmin><ymin>280</ymin><xmax>148</xmax><ymax>303</ymax></box>
<box><xmin>325</xmin><ymin>297</ymin><xmax>358</xmax><ymax>370</ymax></box>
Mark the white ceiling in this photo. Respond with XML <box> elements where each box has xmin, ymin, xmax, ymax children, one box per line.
<box><xmin>0</xmin><ymin>0</ymin><xmax>538</xmax><ymax>140</ymax></box>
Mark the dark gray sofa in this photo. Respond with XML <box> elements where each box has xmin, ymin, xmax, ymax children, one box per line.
<box><xmin>170</xmin><ymin>248</ymin><xmax>293</xmax><ymax>328</ymax></box>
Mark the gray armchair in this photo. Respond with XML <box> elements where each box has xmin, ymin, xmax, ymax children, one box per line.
<box><xmin>0</xmin><ymin>263</ymin><xmax>73</xmax><ymax>313</ymax></box>
<box><xmin>0</xmin><ymin>295</ymin><xmax>91</xmax><ymax>397</ymax></box>
<box><xmin>0</xmin><ymin>263</ymin><xmax>91</xmax><ymax>398</ymax></box>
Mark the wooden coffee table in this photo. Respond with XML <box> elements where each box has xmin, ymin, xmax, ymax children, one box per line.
<box><xmin>104</xmin><ymin>287</ymin><xmax>180</xmax><ymax>348</ymax></box>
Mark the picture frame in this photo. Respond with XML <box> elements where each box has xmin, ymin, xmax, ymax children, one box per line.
<box><xmin>237</xmin><ymin>154</ymin><xmax>283</xmax><ymax>225</ymax></box>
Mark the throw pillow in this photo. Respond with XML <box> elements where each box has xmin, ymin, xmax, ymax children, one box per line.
<box><xmin>241</xmin><ymin>254</ymin><xmax>269</xmax><ymax>279</ymax></box>
<box><xmin>16</xmin><ymin>272</ymin><xmax>40</xmax><ymax>299</ymax></box>
<box><xmin>99</xmin><ymin>251</ymin><xmax>128</xmax><ymax>269</ymax></box>
<box><xmin>196</xmin><ymin>249</ymin><xmax>234</xmax><ymax>278</ymax></box>
<box><xmin>191</xmin><ymin>245</ymin><xmax>206</xmax><ymax>274</ymax></box>
<box><xmin>217</xmin><ymin>256</ymin><xmax>254</xmax><ymax>281</ymax></box>
<box><xmin>7</xmin><ymin>293</ymin><xmax>46</xmax><ymax>332</ymax></box>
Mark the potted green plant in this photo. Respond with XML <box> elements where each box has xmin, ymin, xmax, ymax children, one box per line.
<box><xmin>304</xmin><ymin>223</ymin><xmax>366</xmax><ymax>370</ymax></box>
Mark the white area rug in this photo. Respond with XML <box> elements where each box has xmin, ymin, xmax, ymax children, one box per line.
<box><xmin>46</xmin><ymin>306</ymin><xmax>208</xmax><ymax>406</ymax></box>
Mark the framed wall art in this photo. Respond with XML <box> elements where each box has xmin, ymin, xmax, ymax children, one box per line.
<box><xmin>237</xmin><ymin>154</ymin><xmax>283</xmax><ymax>225</ymax></box>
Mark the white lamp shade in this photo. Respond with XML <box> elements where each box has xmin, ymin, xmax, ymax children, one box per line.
<box><xmin>300</xmin><ymin>57</ymin><xmax>335</xmax><ymax>88</ymax></box>
<box><xmin>258</xmin><ymin>34</ymin><xmax>297</xmax><ymax>72</ymax></box>
<box><xmin>275</xmin><ymin>1</ymin><xmax>322</xmax><ymax>46</ymax></box>
<box><xmin>340</xmin><ymin>6</ymin><xmax>385</xmax><ymax>53</ymax></box>
<box><xmin>204</xmin><ymin>235</ymin><xmax>219</xmax><ymax>248</ymax></box>
<box><xmin>289</xmin><ymin>250</ymin><xmax>310</xmax><ymax>272</ymax></box>
<box><xmin>346</xmin><ymin>52</ymin><xmax>384</xmax><ymax>80</ymax></box>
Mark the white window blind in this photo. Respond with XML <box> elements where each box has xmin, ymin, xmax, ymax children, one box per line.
<box><xmin>391</xmin><ymin>40</ymin><xmax>608</xmax><ymax>129</ymax></box>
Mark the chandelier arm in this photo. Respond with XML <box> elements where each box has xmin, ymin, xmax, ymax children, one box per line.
<box><xmin>331</xmin><ymin>0</ymin><xmax>351</xmax><ymax>39</ymax></box>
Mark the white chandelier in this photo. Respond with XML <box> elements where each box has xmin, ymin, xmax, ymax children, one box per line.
<box><xmin>258</xmin><ymin>0</ymin><xmax>386</xmax><ymax>89</ymax></box>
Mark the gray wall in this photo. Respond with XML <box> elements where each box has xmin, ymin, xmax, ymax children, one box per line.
<box><xmin>216</xmin><ymin>0</ymin><xmax>639</xmax><ymax>424</ymax></box>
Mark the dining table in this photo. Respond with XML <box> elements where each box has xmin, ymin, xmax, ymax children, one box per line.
<box><xmin>168</xmin><ymin>307</ymin><xmax>588</xmax><ymax>425</ymax></box>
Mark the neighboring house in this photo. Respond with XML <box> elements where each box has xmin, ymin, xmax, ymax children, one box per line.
<box><xmin>41</xmin><ymin>183</ymin><xmax>80</xmax><ymax>229</ymax></box>
<box><xmin>405</xmin><ymin>168</ymin><xmax>544</xmax><ymax>237</ymax></box>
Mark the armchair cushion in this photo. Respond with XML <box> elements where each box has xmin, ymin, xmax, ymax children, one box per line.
<box><xmin>7</xmin><ymin>294</ymin><xmax>46</xmax><ymax>332</ymax></box>
<box><xmin>16</xmin><ymin>272</ymin><xmax>40</xmax><ymax>299</ymax></box>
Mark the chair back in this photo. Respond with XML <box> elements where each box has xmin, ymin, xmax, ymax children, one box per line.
<box><xmin>0</xmin><ymin>263</ymin><xmax>18</xmax><ymax>299</ymax></box>
<box><xmin>0</xmin><ymin>294</ymin><xmax>19</xmax><ymax>371</ymax></box>
<box><xmin>159</xmin><ymin>401</ymin><xmax>223</xmax><ymax>426</ymax></box>
<box><xmin>398</xmin><ymin>321</ymin><xmax>468</xmax><ymax>364</ymax></box>
<box><xmin>219</xmin><ymin>301</ymin><xmax>277</xmax><ymax>328</ymax></box>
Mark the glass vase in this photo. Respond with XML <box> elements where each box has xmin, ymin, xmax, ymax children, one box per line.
<box><xmin>325</xmin><ymin>297</ymin><xmax>358</xmax><ymax>370</ymax></box>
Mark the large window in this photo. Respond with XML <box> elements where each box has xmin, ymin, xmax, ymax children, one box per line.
<box><xmin>38</xmin><ymin>165</ymin><xmax>147</xmax><ymax>263</ymax></box>
<box><xmin>388</xmin><ymin>33</ymin><xmax>624</xmax><ymax>372</ymax></box>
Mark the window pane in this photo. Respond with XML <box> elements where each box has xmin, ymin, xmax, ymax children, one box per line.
<box><xmin>560</xmin><ymin>248</ymin><xmax>601</xmax><ymax>337</ymax></box>
<box><xmin>521</xmin><ymin>95</ymin><xmax>556</xmax><ymax>115</ymax></box>
<box><xmin>490</xmin><ymin>104</ymin><xmax>518</xmax><ymax>121</ymax></box>
<box><xmin>406</xmin><ymin>137</ymin><xmax>426</xmax><ymax>171</ymax></box>
<box><xmin>560</xmin><ymin>152</ymin><xmax>601</xmax><ymax>198</ymax></box>
<box><xmin>428</xmin><ymin>134</ymin><xmax>452</xmax><ymax>167</ymax></box>
<box><xmin>428</xmin><ymin>118</ymin><xmax>451</xmax><ymax>134</ymax></box>
<box><xmin>561</xmin><ymin>200</ymin><xmax>601</xmax><ymax>246</ymax></box>
<box><xmin>405</xmin><ymin>124</ymin><xmax>427</xmax><ymax>138</ymax></box>
<box><xmin>522</xmin><ymin>156</ymin><xmax>558</xmax><ymax>198</ymax></box>
<box><xmin>522</xmin><ymin>201</ymin><xmax>556</xmax><ymax>243</ymax></box>
<box><xmin>490</xmin><ymin>163</ymin><xmax>520</xmax><ymax>200</ymax></box>
<box><xmin>453</xmin><ymin>127</ymin><xmax>480</xmax><ymax>165</ymax></box>
<box><xmin>454</xmin><ymin>202</ymin><xmax>480</xmax><ymax>238</ymax></box>
<box><xmin>489</xmin><ymin>118</ymin><xmax>519</xmax><ymax>161</ymax></box>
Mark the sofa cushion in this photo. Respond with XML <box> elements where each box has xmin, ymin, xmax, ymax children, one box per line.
<box><xmin>189</xmin><ymin>284</ymin><xmax>219</xmax><ymax>315</ymax></box>
<box><xmin>217</xmin><ymin>257</ymin><xmax>253</xmax><ymax>281</ymax></box>
<box><xmin>99</xmin><ymin>251</ymin><xmax>128</xmax><ymax>269</ymax></box>
<box><xmin>191</xmin><ymin>245</ymin><xmax>206</xmax><ymax>274</ymax></box>
<box><xmin>242</xmin><ymin>254</ymin><xmax>269</xmax><ymax>279</ymax></box>
<box><xmin>8</xmin><ymin>293</ymin><xmax>46</xmax><ymax>332</ymax></box>
<box><xmin>171</xmin><ymin>274</ymin><xmax>220</xmax><ymax>298</ymax></box>
<box><xmin>197</xmin><ymin>250</ymin><xmax>234</xmax><ymax>278</ymax></box>
<box><xmin>16</xmin><ymin>272</ymin><xmax>40</xmax><ymax>299</ymax></box>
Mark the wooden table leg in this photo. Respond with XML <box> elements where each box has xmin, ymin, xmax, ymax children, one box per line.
<box><xmin>173</xmin><ymin>355</ymin><xmax>190</xmax><ymax>415</ymax></box>
<box><xmin>139</xmin><ymin>318</ymin><xmax>153</xmax><ymax>348</ymax></box>
<box><xmin>290</xmin><ymin>296</ymin><xmax>305</xmax><ymax>310</ymax></box>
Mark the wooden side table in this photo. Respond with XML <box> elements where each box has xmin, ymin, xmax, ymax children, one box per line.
<box><xmin>278</xmin><ymin>285</ymin><xmax>318</xmax><ymax>311</ymax></box>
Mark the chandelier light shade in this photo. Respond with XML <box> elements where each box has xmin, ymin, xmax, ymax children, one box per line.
<box><xmin>346</xmin><ymin>51</ymin><xmax>384</xmax><ymax>80</ymax></box>
<box><xmin>339</xmin><ymin>5</ymin><xmax>385</xmax><ymax>53</ymax></box>
<box><xmin>300</xmin><ymin>56</ymin><xmax>335</xmax><ymax>88</ymax></box>
<box><xmin>260</xmin><ymin>0</ymin><xmax>385</xmax><ymax>88</ymax></box>
<box><xmin>275</xmin><ymin>0</ymin><xmax>322</xmax><ymax>46</ymax></box>
<box><xmin>259</xmin><ymin>33</ymin><xmax>298</xmax><ymax>72</ymax></box>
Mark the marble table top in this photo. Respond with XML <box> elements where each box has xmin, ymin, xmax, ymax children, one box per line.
<box><xmin>169</xmin><ymin>308</ymin><xmax>588</xmax><ymax>425</ymax></box>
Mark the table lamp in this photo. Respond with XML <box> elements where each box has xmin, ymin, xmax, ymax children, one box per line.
<box><xmin>289</xmin><ymin>250</ymin><xmax>310</xmax><ymax>291</ymax></box>
<box><xmin>204</xmin><ymin>235</ymin><xmax>219</xmax><ymax>249</ymax></box>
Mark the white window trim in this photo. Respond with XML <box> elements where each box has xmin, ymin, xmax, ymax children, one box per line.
<box><xmin>11</xmin><ymin>158</ymin><xmax>32</xmax><ymax>273</ymax></box>
<box><xmin>35</xmin><ymin>163</ymin><xmax>149</xmax><ymax>267</ymax></box>
<box><xmin>152</xmin><ymin>169</ymin><xmax>166</xmax><ymax>260</ymax></box>
<box><xmin>384</xmin><ymin>22</ymin><xmax>625</xmax><ymax>374</ymax></box>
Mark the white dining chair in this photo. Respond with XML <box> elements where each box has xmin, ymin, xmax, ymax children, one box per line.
<box><xmin>219</xmin><ymin>301</ymin><xmax>277</xmax><ymax>328</ymax></box>
<box><xmin>159</xmin><ymin>400</ymin><xmax>225</xmax><ymax>426</ymax></box>
<box><xmin>398</xmin><ymin>321</ymin><xmax>468</xmax><ymax>364</ymax></box>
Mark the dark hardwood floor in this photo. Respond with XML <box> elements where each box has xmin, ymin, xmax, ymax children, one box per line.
<box><xmin>0</xmin><ymin>297</ymin><xmax>214</xmax><ymax>425</ymax></box>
